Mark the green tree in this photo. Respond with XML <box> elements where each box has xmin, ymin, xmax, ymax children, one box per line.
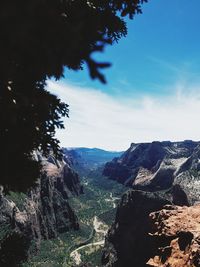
<box><xmin>0</xmin><ymin>0</ymin><xmax>147</xmax><ymax>192</ymax></box>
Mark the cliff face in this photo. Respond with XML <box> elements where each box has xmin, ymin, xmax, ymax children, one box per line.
<box><xmin>102</xmin><ymin>188</ymin><xmax>189</xmax><ymax>267</ymax></box>
<box><xmin>0</xmin><ymin>154</ymin><xmax>82</xmax><ymax>254</ymax></box>
<box><xmin>102</xmin><ymin>141</ymin><xmax>200</xmax><ymax>267</ymax></box>
<box><xmin>27</xmin><ymin>156</ymin><xmax>81</xmax><ymax>242</ymax></box>
<box><xmin>147</xmin><ymin>204</ymin><xmax>200</xmax><ymax>267</ymax></box>
<box><xmin>103</xmin><ymin>141</ymin><xmax>200</xmax><ymax>203</ymax></box>
<box><xmin>63</xmin><ymin>147</ymin><xmax>123</xmax><ymax>176</ymax></box>
<box><xmin>173</xmin><ymin>144</ymin><xmax>200</xmax><ymax>204</ymax></box>
<box><xmin>102</xmin><ymin>194</ymin><xmax>200</xmax><ymax>267</ymax></box>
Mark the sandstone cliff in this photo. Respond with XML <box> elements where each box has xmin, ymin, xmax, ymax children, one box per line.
<box><xmin>103</xmin><ymin>141</ymin><xmax>200</xmax><ymax>203</ymax></box>
<box><xmin>0</xmin><ymin>154</ymin><xmax>82</xmax><ymax>265</ymax></box>
<box><xmin>102</xmin><ymin>189</ymin><xmax>177</xmax><ymax>267</ymax></box>
<box><xmin>147</xmin><ymin>204</ymin><xmax>200</xmax><ymax>267</ymax></box>
<box><xmin>102</xmin><ymin>189</ymin><xmax>195</xmax><ymax>267</ymax></box>
<box><xmin>102</xmin><ymin>141</ymin><xmax>200</xmax><ymax>267</ymax></box>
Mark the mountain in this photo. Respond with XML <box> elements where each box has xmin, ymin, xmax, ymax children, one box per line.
<box><xmin>102</xmin><ymin>190</ymin><xmax>200</xmax><ymax>267</ymax></box>
<box><xmin>2</xmin><ymin>142</ymin><xmax>200</xmax><ymax>266</ymax></box>
<box><xmin>63</xmin><ymin>147</ymin><xmax>123</xmax><ymax>175</ymax></box>
<box><xmin>102</xmin><ymin>140</ymin><xmax>200</xmax><ymax>267</ymax></box>
<box><xmin>103</xmin><ymin>141</ymin><xmax>200</xmax><ymax>202</ymax></box>
<box><xmin>0</xmin><ymin>153</ymin><xmax>82</xmax><ymax>266</ymax></box>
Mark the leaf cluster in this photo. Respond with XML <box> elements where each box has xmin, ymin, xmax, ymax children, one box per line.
<box><xmin>0</xmin><ymin>0</ymin><xmax>147</xmax><ymax>191</ymax></box>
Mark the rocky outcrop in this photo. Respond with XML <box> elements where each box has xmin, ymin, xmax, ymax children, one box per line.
<box><xmin>102</xmin><ymin>141</ymin><xmax>200</xmax><ymax>267</ymax></box>
<box><xmin>103</xmin><ymin>141</ymin><xmax>200</xmax><ymax>203</ymax></box>
<box><xmin>0</xmin><ymin>154</ymin><xmax>82</xmax><ymax>257</ymax></box>
<box><xmin>173</xmin><ymin>144</ymin><xmax>200</xmax><ymax>204</ymax></box>
<box><xmin>26</xmin><ymin>157</ymin><xmax>81</xmax><ymax>242</ymax></box>
<box><xmin>63</xmin><ymin>148</ymin><xmax>84</xmax><ymax>170</ymax></box>
<box><xmin>147</xmin><ymin>204</ymin><xmax>200</xmax><ymax>267</ymax></box>
<box><xmin>102</xmin><ymin>189</ymin><xmax>196</xmax><ymax>267</ymax></box>
<box><xmin>102</xmin><ymin>189</ymin><xmax>185</xmax><ymax>267</ymax></box>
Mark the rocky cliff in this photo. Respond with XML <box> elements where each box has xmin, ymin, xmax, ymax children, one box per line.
<box><xmin>63</xmin><ymin>147</ymin><xmax>123</xmax><ymax>176</ymax></box>
<box><xmin>102</xmin><ymin>140</ymin><xmax>200</xmax><ymax>267</ymax></box>
<box><xmin>102</xmin><ymin>191</ymin><xmax>200</xmax><ymax>267</ymax></box>
<box><xmin>102</xmin><ymin>188</ymin><xmax>189</xmax><ymax>267</ymax></box>
<box><xmin>147</xmin><ymin>204</ymin><xmax>200</xmax><ymax>267</ymax></box>
<box><xmin>103</xmin><ymin>141</ymin><xmax>200</xmax><ymax>203</ymax></box>
<box><xmin>0</xmin><ymin>154</ymin><xmax>82</xmax><ymax>265</ymax></box>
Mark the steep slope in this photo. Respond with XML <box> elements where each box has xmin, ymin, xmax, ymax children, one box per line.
<box><xmin>102</xmin><ymin>194</ymin><xmax>200</xmax><ymax>267</ymax></box>
<box><xmin>173</xmin><ymin>144</ymin><xmax>200</xmax><ymax>203</ymax></box>
<box><xmin>147</xmin><ymin>204</ymin><xmax>200</xmax><ymax>267</ymax></box>
<box><xmin>0</xmin><ymin>154</ymin><xmax>82</xmax><ymax>265</ymax></box>
<box><xmin>102</xmin><ymin>188</ymin><xmax>189</xmax><ymax>267</ymax></box>
<box><xmin>63</xmin><ymin>147</ymin><xmax>123</xmax><ymax>174</ymax></box>
<box><xmin>102</xmin><ymin>141</ymin><xmax>200</xmax><ymax>267</ymax></box>
<box><xmin>103</xmin><ymin>141</ymin><xmax>200</xmax><ymax>201</ymax></box>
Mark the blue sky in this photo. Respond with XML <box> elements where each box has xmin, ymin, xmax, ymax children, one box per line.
<box><xmin>49</xmin><ymin>0</ymin><xmax>200</xmax><ymax>150</ymax></box>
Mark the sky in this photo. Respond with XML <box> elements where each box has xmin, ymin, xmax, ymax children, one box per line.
<box><xmin>48</xmin><ymin>0</ymin><xmax>200</xmax><ymax>151</ymax></box>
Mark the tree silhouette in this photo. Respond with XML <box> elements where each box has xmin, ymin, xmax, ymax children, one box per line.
<box><xmin>0</xmin><ymin>232</ymin><xmax>30</xmax><ymax>267</ymax></box>
<box><xmin>0</xmin><ymin>0</ymin><xmax>147</xmax><ymax>191</ymax></box>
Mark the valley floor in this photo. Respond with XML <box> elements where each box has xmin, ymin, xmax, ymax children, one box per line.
<box><xmin>22</xmin><ymin>175</ymin><xmax>125</xmax><ymax>267</ymax></box>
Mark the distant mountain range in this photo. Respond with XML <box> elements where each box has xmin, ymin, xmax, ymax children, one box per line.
<box><xmin>63</xmin><ymin>147</ymin><xmax>123</xmax><ymax>174</ymax></box>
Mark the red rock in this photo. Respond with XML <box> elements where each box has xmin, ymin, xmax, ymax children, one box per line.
<box><xmin>147</xmin><ymin>205</ymin><xmax>200</xmax><ymax>267</ymax></box>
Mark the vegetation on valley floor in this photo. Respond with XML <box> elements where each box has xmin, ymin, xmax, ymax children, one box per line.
<box><xmin>21</xmin><ymin>223</ymin><xmax>92</xmax><ymax>267</ymax></box>
<box><xmin>21</xmin><ymin>173</ymin><xmax>125</xmax><ymax>267</ymax></box>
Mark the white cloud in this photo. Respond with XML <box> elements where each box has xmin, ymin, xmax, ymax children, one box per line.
<box><xmin>47</xmin><ymin>80</ymin><xmax>200</xmax><ymax>151</ymax></box>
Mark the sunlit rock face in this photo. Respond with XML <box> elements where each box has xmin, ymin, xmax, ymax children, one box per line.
<box><xmin>102</xmin><ymin>190</ymin><xmax>172</xmax><ymax>267</ymax></box>
<box><xmin>173</xmin><ymin>144</ymin><xmax>200</xmax><ymax>204</ymax></box>
<box><xmin>27</xmin><ymin>156</ymin><xmax>81</xmax><ymax>241</ymax></box>
<box><xmin>147</xmin><ymin>204</ymin><xmax>200</xmax><ymax>267</ymax></box>
<box><xmin>0</xmin><ymin>154</ymin><xmax>82</xmax><ymax>251</ymax></box>
<box><xmin>103</xmin><ymin>141</ymin><xmax>200</xmax><ymax>203</ymax></box>
<box><xmin>102</xmin><ymin>141</ymin><xmax>200</xmax><ymax>267</ymax></box>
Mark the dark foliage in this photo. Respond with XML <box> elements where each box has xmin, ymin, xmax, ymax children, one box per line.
<box><xmin>1</xmin><ymin>80</ymin><xmax>69</xmax><ymax>192</ymax></box>
<box><xmin>0</xmin><ymin>232</ymin><xmax>30</xmax><ymax>267</ymax></box>
<box><xmin>0</xmin><ymin>0</ymin><xmax>147</xmax><ymax>191</ymax></box>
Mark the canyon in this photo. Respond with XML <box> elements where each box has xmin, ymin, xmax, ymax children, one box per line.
<box><xmin>102</xmin><ymin>141</ymin><xmax>200</xmax><ymax>267</ymax></box>
<box><xmin>0</xmin><ymin>152</ymin><xmax>82</xmax><ymax>266</ymax></box>
<box><xmin>1</xmin><ymin>142</ymin><xmax>200</xmax><ymax>266</ymax></box>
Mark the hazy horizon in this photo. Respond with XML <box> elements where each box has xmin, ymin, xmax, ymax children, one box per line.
<box><xmin>64</xmin><ymin>139</ymin><xmax>200</xmax><ymax>153</ymax></box>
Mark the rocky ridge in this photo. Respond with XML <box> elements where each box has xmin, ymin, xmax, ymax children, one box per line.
<box><xmin>147</xmin><ymin>204</ymin><xmax>200</xmax><ymax>267</ymax></box>
<box><xmin>103</xmin><ymin>141</ymin><xmax>200</xmax><ymax>203</ymax></box>
<box><xmin>102</xmin><ymin>140</ymin><xmax>200</xmax><ymax>267</ymax></box>
<box><xmin>102</xmin><ymin>193</ymin><xmax>200</xmax><ymax>267</ymax></box>
<box><xmin>63</xmin><ymin>147</ymin><xmax>123</xmax><ymax>175</ymax></box>
<box><xmin>102</xmin><ymin>189</ymin><xmax>189</xmax><ymax>267</ymax></box>
<box><xmin>0</xmin><ymin>153</ymin><xmax>82</xmax><ymax>264</ymax></box>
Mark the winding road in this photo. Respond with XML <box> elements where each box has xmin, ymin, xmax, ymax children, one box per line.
<box><xmin>69</xmin><ymin>188</ymin><xmax>120</xmax><ymax>265</ymax></box>
<box><xmin>105</xmin><ymin>192</ymin><xmax>120</xmax><ymax>208</ymax></box>
<box><xmin>70</xmin><ymin>216</ymin><xmax>108</xmax><ymax>265</ymax></box>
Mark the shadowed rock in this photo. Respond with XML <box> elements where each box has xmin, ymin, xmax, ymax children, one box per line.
<box><xmin>0</xmin><ymin>154</ymin><xmax>82</xmax><ymax>264</ymax></box>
